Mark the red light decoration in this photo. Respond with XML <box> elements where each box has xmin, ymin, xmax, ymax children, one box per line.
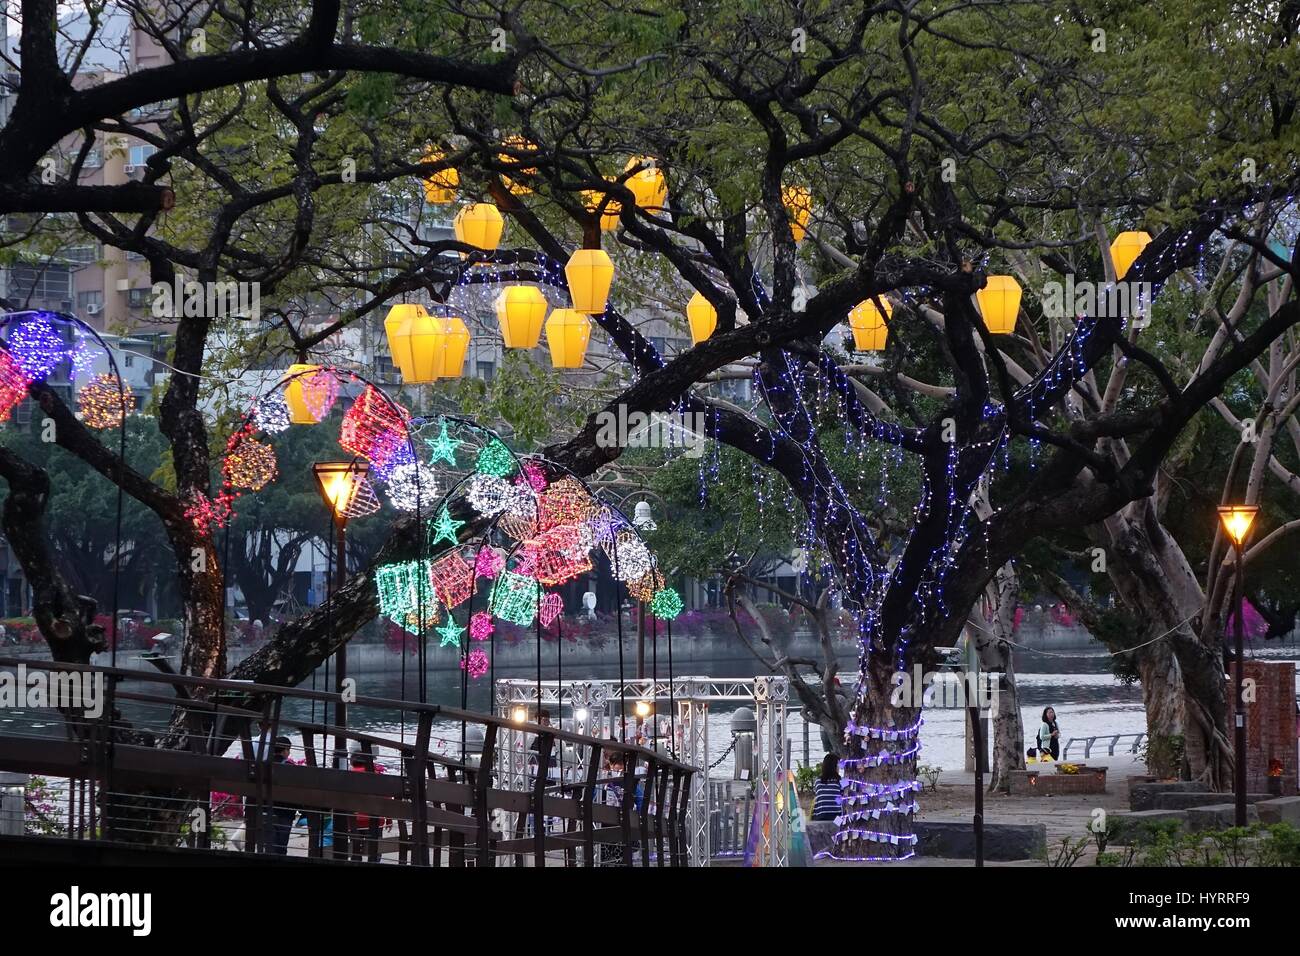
<box><xmin>339</xmin><ymin>384</ymin><xmax>411</xmax><ymax>467</ymax></box>
<box><xmin>185</xmin><ymin>489</ymin><xmax>236</xmax><ymax>533</ymax></box>
<box><xmin>0</xmin><ymin>349</ymin><xmax>32</xmax><ymax>419</ymax></box>
<box><xmin>428</xmin><ymin>549</ymin><xmax>475</xmax><ymax>609</ymax></box>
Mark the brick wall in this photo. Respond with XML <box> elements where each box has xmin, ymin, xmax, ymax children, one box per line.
<box><xmin>1226</xmin><ymin>660</ymin><xmax>1298</xmax><ymax>796</ymax></box>
<box><xmin>1008</xmin><ymin>767</ymin><xmax>1107</xmax><ymax>796</ymax></box>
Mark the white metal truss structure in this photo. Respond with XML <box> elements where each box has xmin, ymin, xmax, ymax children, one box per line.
<box><xmin>493</xmin><ymin>675</ymin><xmax>789</xmax><ymax>867</ymax></box>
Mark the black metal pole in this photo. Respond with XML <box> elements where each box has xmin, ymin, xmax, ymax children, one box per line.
<box><xmin>969</xmin><ymin>702</ymin><xmax>984</xmax><ymax>867</ymax></box>
<box><xmin>1233</xmin><ymin>544</ymin><xmax>1247</xmax><ymax>827</ymax></box>
<box><xmin>637</xmin><ymin>602</ymin><xmax>645</xmax><ymax>680</ymax></box>
<box><xmin>334</xmin><ymin>520</ymin><xmax>348</xmax><ymax>770</ymax></box>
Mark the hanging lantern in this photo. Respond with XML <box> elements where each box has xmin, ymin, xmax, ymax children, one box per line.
<box><xmin>497</xmin><ymin>135</ymin><xmax>540</xmax><ymax>195</ymax></box>
<box><xmin>544</xmin><ymin>309</ymin><xmax>590</xmax><ymax>369</ymax></box>
<box><xmin>582</xmin><ymin>185</ymin><xmax>622</xmax><ymax>231</ymax></box>
<box><xmin>975</xmin><ymin>275</ymin><xmax>1022</xmax><ymax>334</ymax></box>
<box><xmin>77</xmin><ymin>373</ymin><xmax>135</xmax><ymax>429</ymax></box>
<box><xmin>223</xmin><ymin>436</ymin><xmax>278</xmax><ymax>491</ymax></box>
<box><xmin>0</xmin><ymin>349</ymin><xmax>31</xmax><ymax>420</ymax></box>
<box><xmin>495</xmin><ymin>286</ymin><xmax>549</xmax><ymax>349</ymax></box>
<box><xmin>686</xmin><ymin>292</ymin><xmax>718</xmax><ymax>345</ymax></box>
<box><xmin>565</xmin><ymin>249</ymin><xmax>614</xmax><ymax>314</ymax></box>
<box><xmin>624</xmin><ymin>156</ymin><xmax>667</xmax><ymax>211</ymax></box>
<box><xmin>1109</xmin><ymin>230</ymin><xmax>1152</xmax><ymax>280</ymax></box>
<box><xmin>781</xmin><ymin>184</ymin><xmax>813</xmax><ymax>243</ymax></box>
<box><xmin>848</xmin><ymin>296</ymin><xmax>893</xmax><ymax>351</ymax></box>
<box><xmin>282</xmin><ymin>364</ymin><xmax>324</xmax><ymax>424</ymax></box>
<box><xmin>453</xmin><ymin>203</ymin><xmax>504</xmax><ymax>252</ymax></box>
<box><xmin>420</xmin><ymin>147</ymin><xmax>459</xmax><ymax>205</ymax></box>
<box><xmin>386</xmin><ymin>304</ymin><xmax>441</xmax><ymax>383</ymax></box>
<box><xmin>431</xmin><ymin>316</ymin><xmax>471</xmax><ymax>378</ymax></box>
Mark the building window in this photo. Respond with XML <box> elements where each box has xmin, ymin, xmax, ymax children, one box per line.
<box><xmin>476</xmin><ymin>361</ymin><xmax>495</xmax><ymax>383</ymax></box>
<box><xmin>128</xmin><ymin>144</ymin><xmax>157</xmax><ymax>168</ymax></box>
<box><xmin>126</xmin><ymin>288</ymin><xmax>152</xmax><ymax>309</ymax></box>
<box><xmin>123</xmin><ymin>352</ymin><xmax>135</xmax><ymax>368</ymax></box>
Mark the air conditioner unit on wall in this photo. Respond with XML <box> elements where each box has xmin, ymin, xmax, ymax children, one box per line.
<box><xmin>86</xmin><ymin>303</ymin><xmax>103</xmax><ymax>315</ymax></box>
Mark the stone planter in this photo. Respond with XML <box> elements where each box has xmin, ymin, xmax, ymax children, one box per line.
<box><xmin>1009</xmin><ymin>765</ymin><xmax>1107</xmax><ymax>796</ymax></box>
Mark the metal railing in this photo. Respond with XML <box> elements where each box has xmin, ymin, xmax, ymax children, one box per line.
<box><xmin>0</xmin><ymin>656</ymin><xmax>695</xmax><ymax>867</ymax></box>
<box><xmin>1061</xmin><ymin>732</ymin><xmax>1147</xmax><ymax>760</ymax></box>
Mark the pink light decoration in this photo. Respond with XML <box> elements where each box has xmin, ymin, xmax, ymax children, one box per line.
<box><xmin>301</xmin><ymin>368</ymin><xmax>340</xmax><ymax>421</ymax></box>
<box><xmin>519</xmin><ymin>526</ymin><xmax>593</xmax><ymax>586</ymax></box>
<box><xmin>518</xmin><ymin>459</ymin><xmax>549</xmax><ymax>491</ymax></box>
<box><xmin>460</xmin><ymin>648</ymin><xmax>490</xmax><ymax>678</ymax></box>
<box><xmin>0</xmin><ymin>349</ymin><xmax>32</xmax><ymax>419</ymax></box>
<box><xmin>428</xmin><ymin>549</ymin><xmax>475</xmax><ymax>608</ymax></box>
<box><xmin>470</xmin><ymin>611</ymin><xmax>494</xmax><ymax>641</ymax></box>
<box><xmin>539</xmin><ymin>592</ymin><xmax>564</xmax><ymax>626</ymax></box>
<box><xmin>474</xmin><ymin>547</ymin><xmax>505</xmax><ymax>578</ymax></box>
<box><xmin>339</xmin><ymin>384</ymin><xmax>411</xmax><ymax>467</ymax></box>
<box><xmin>185</xmin><ymin>490</ymin><xmax>236</xmax><ymax>533</ymax></box>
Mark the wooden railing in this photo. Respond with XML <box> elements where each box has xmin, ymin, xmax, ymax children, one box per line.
<box><xmin>0</xmin><ymin>656</ymin><xmax>695</xmax><ymax>866</ymax></box>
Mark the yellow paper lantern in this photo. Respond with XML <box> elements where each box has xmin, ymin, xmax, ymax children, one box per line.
<box><xmin>384</xmin><ymin>304</ymin><xmax>430</xmax><ymax>380</ymax></box>
<box><xmin>565</xmin><ymin>249</ymin><xmax>614</xmax><ymax>314</ymax></box>
<box><xmin>498</xmin><ymin>135</ymin><xmax>539</xmax><ymax>196</ymax></box>
<box><xmin>283</xmin><ymin>363</ymin><xmax>322</xmax><ymax>424</ymax></box>
<box><xmin>1109</xmin><ymin>230</ymin><xmax>1152</xmax><ymax>280</ymax></box>
<box><xmin>848</xmin><ymin>296</ymin><xmax>893</xmax><ymax>351</ymax></box>
<box><xmin>582</xmin><ymin>185</ymin><xmax>623</xmax><ymax>231</ymax></box>
<box><xmin>420</xmin><ymin>148</ymin><xmax>459</xmax><ymax>205</ymax></box>
<box><xmin>686</xmin><ymin>292</ymin><xmax>717</xmax><ymax>345</ymax></box>
<box><xmin>389</xmin><ymin>307</ymin><xmax>442</xmax><ymax>383</ymax></box>
<box><xmin>495</xmin><ymin>286</ymin><xmax>549</xmax><ymax>348</ymax></box>
<box><xmin>545</xmin><ymin>309</ymin><xmax>591</xmax><ymax>369</ymax></box>
<box><xmin>624</xmin><ymin>156</ymin><xmax>667</xmax><ymax>211</ymax></box>
<box><xmin>431</xmin><ymin>316</ymin><xmax>471</xmax><ymax>378</ymax></box>
<box><xmin>781</xmin><ymin>184</ymin><xmax>813</xmax><ymax>242</ymax></box>
<box><xmin>975</xmin><ymin>275</ymin><xmax>1022</xmax><ymax>334</ymax></box>
<box><xmin>454</xmin><ymin>203</ymin><xmax>504</xmax><ymax>252</ymax></box>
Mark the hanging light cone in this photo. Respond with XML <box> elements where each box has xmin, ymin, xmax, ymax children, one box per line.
<box><xmin>431</xmin><ymin>316</ymin><xmax>471</xmax><ymax>378</ymax></box>
<box><xmin>686</xmin><ymin>292</ymin><xmax>718</xmax><ymax>345</ymax></box>
<box><xmin>498</xmin><ymin>135</ymin><xmax>540</xmax><ymax>196</ymax></box>
<box><xmin>495</xmin><ymin>286</ymin><xmax>549</xmax><ymax>349</ymax></box>
<box><xmin>565</xmin><ymin>249</ymin><xmax>614</xmax><ymax>314</ymax></box>
<box><xmin>582</xmin><ymin>185</ymin><xmax>622</xmax><ymax>231</ymax></box>
<box><xmin>1109</xmin><ymin>230</ymin><xmax>1152</xmax><ymax>280</ymax></box>
<box><xmin>283</xmin><ymin>363</ymin><xmax>323</xmax><ymax>424</ymax></box>
<box><xmin>848</xmin><ymin>296</ymin><xmax>893</xmax><ymax>351</ymax></box>
<box><xmin>453</xmin><ymin>203</ymin><xmax>504</xmax><ymax>252</ymax></box>
<box><xmin>545</xmin><ymin>309</ymin><xmax>591</xmax><ymax>369</ymax></box>
<box><xmin>781</xmin><ymin>184</ymin><xmax>813</xmax><ymax>242</ymax></box>
<box><xmin>390</xmin><ymin>308</ymin><xmax>442</xmax><ymax>383</ymax></box>
<box><xmin>420</xmin><ymin>147</ymin><xmax>459</xmax><ymax>205</ymax></box>
<box><xmin>624</xmin><ymin>156</ymin><xmax>667</xmax><ymax>211</ymax></box>
<box><xmin>975</xmin><ymin>275</ymin><xmax>1022</xmax><ymax>334</ymax></box>
<box><xmin>384</xmin><ymin>304</ymin><xmax>431</xmax><ymax>381</ymax></box>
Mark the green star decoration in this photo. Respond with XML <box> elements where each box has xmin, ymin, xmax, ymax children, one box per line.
<box><xmin>424</xmin><ymin>420</ymin><xmax>459</xmax><ymax>466</ymax></box>
<box><xmin>436</xmin><ymin>614</ymin><xmax>466</xmax><ymax>648</ymax></box>
<box><xmin>430</xmin><ymin>506</ymin><xmax>464</xmax><ymax>547</ymax></box>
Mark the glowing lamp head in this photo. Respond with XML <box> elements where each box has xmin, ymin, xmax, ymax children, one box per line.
<box><xmin>313</xmin><ymin>460</ymin><xmax>370</xmax><ymax>527</ymax></box>
<box><xmin>1217</xmin><ymin>505</ymin><xmax>1259</xmax><ymax>549</ymax></box>
<box><xmin>512</xmin><ymin>706</ymin><xmax>528</xmax><ymax>724</ymax></box>
<box><xmin>574</xmin><ymin>708</ymin><xmax>590</xmax><ymax>723</ymax></box>
<box><xmin>634</xmin><ymin>699</ymin><xmax>652</xmax><ymax>719</ymax></box>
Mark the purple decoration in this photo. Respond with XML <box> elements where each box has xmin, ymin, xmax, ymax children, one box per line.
<box><xmin>8</xmin><ymin>315</ymin><xmax>66</xmax><ymax>380</ymax></box>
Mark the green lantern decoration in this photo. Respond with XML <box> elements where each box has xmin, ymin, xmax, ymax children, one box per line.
<box><xmin>376</xmin><ymin>560</ymin><xmax>438</xmax><ymax>631</ymax></box>
<box><xmin>649</xmin><ymin>587</ymin><xmax>684</xmax><ymax>621</ymax></box>
<box><xmin>490</xmin><ymin>571</ymin><xmax>540</xmax><ymax>626</ymax></box>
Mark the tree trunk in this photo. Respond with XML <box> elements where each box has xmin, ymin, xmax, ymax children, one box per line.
<box><xmin>972</xmin><ymin>562</ymin><xmax>1024</xmax><ymax>793</ymax></box>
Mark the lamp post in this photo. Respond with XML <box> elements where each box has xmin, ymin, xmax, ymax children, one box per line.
<box><xmin>1217</xmin><ymin>504</ymin><xmax>1259</xmax><ymax>828</ymax></box>
<box><xmin>631</xmin><ymin>500</ymin><xmax>656</xmax><ymax>679</ymax></box>
<box><xmin>314</xmin><ymin>460</ymin><xmax>370</xmax><ymax>770</ymax></box>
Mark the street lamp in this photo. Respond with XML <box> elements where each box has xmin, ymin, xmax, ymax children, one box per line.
<box><xmin>314</xmin><ymin>460</ymin><xmax>370</xmax><ymax>770</ymax></box>
<box><xmin>1217</xmin><ymin>503</ymin><xmax>1259</xmax><ymax>827</ymax></box>
<box><xmin>632</xmin><ymin>500</ymin><xmax>657</xmax><ymax>531</ymax></box>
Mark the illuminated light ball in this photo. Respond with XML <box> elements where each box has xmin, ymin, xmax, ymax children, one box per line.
<box><xmin>460</xmin><ymin>648</ymin><xmax>490</xmax><ymax>679</ymax></box>
<box><xmin>0</xmin><ymin>349</ymin><xmax>32</xmax><ymax>420</ymax></box>
<box><xmin>466</xmin><ymin>473</ymin><xmax>517</xmax><ymax>517</ymax></box>
<box><xmin>8</xmin><ymin>314</ymin><xmax>66</xmax><ymax>381</ymax></box>
<box><xmin>253</xmin><ymin>392</ymin><xmax>292</xmax><ymax>434</ymax></box>
<box><xmin>475</xmin><ymin>438</ymin><xmax>517</xmax><ymax>477</ymax></box>
<box><xmin>608</xmin><ymin>531</ymin><xmax>653</xmax><ymax>581</ymax></box>
<box><xmin>626</xmin><ymin>568</ymin><xmax>665</xmax><ymax>603</ymax></box>
<box><xmin>518</xmin><ymin>460</ymin><xmax>549</xmax><ymax>491</ymax></box>
<box><xmin>649</xmin><ymin>587</ymin><xmax>684</xmax><ymax>621</ymax></box>
<box><xmin>470</xmin><ymin>611</ymin><xmax>494</xmax><ymax>641</ymax></box>
<box><xmin>385</xmin><ymin>461</ymin><xmax>440</xmax><ymax>512</ymax></box>
<box><xmin>223</xmin><ymin>436</ymin><xmax>278</xmax><ymax>491</ymax></box>
<box><xmin>474</xmin><ymin>546</ymin><xmax>505</xmax><ymax>578</ymax></box>
<box><xmin>370</xmin><ymin>440</ymin><xmax>415</xmax><ymax>483</ymax></box>
<box><xmin>78</xmin><ymin>373</ymin><xmax>136</xmax><ymax>429</ymax></box>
